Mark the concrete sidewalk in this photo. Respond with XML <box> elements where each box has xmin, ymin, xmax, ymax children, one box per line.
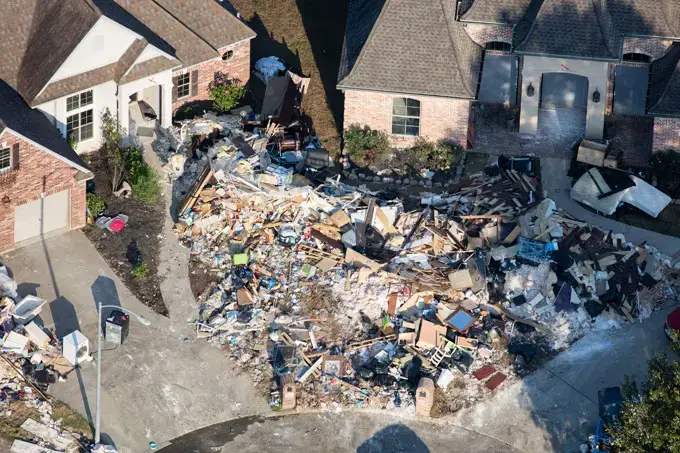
<box><xmin>541</xmin><ymin>157</ymin><xmax>680</xmax><ymax>256</ymax></box>
<box><xmin>4</xmin><ymin>231</ymin><xmax>267</xmax><ymax>453</ymax></box>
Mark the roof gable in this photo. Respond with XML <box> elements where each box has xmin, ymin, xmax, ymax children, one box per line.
<box><xmin>648</xmin><ymin>43</ymin><xmax>680</xmax><ymax>116</ymax></box>
<box><xmin>0</xmin><ymin>80</ymin><xmax>89</xmax><ymax>173</ymax></box>
<box><xmin>0</xmin><ymin>0</ymin><xmax>100</xmax><ymax>105</ymax></box>
<box><xmin>338</xmin><ymin>0</ymin><xmax>481</xmax><ymax>98</ymax></box>
<box><xmin>49</xmin><ymin>16</ymin><xmax>143</xmax><ymax>84</ymax></box>
<box><xmin>516</xmin><ymin>0</ymin><xmax>617</xmax><ymax>60</ymax></box>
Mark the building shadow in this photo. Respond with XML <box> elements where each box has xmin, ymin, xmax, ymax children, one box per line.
<box><xmin>356</xmin><ymin>424</ymin><xmax>430</xmax><ymax>453</ymax></box>
<box><xmin>295</xmin><ymin>0</ymin><xmax>348</xmax><ymax>133</ymax></box>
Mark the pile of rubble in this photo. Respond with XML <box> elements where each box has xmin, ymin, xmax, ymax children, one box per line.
<box><xmin>174</xmin><ymin>153</ymin><xmax>679</xmax><ymax>414</ymax></box>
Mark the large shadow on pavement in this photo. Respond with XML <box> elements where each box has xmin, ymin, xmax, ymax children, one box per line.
<box><xmin>356</xmin><ymin>424</ymin><xmax>429</xmax><ymax>453</ymax></box>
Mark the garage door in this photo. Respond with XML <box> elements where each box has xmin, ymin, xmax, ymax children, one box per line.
<box><xmin>14</xmin><ymin>190</ymin><xmax>69</xmax><ymax>243</ymax></box>
<box><xmin>478</xmin><ymin>54</ymin><xmax>518</xmax><ymax>105</ymax></box>
<box><xmin>540</xmin><ymin>72</ymin><xmax>589</xmax><ymax>109</ymax></box>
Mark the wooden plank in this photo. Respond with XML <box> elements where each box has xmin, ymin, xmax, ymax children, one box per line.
<box><xmin>374</xmin><ymin>205</ymin><xmax>398</xmax><ymax>234</ymax></box>
<box><xmin>503</xmin><ymin>225</ymin><xmax>521</xmax><ymax>244</ymax></box>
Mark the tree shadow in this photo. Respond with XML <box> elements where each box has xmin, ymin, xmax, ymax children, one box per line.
<box><xmin>356</xmin><ymin>424</ymin><xmax>430</xmax><ymax>453</ymax></box>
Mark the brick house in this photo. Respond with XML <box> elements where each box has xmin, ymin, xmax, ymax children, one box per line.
<box><xmin>338</xmin><ymin>0</ymin><xmax>680</xmax><ymax>159</ymax></box>
<box><xmin>0</xmin><ymin>0</ymin><xmax>254</xmax><ymax>251</ymax></box>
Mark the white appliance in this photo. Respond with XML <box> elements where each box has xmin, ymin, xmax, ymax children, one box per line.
<box><xmin>62</xmin><ymin>330</ymin><xmax>90</xmax><ymax>366</ymax></box>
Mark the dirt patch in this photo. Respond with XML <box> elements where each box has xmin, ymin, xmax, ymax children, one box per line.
<box><xmin>83</xmin><ymin>152</ymin><xmax>168</xmax><ymax>315</ymax></box>
<box><xmin>188</xmin><ymin>258</ymin><xmax>220</xmax><ymax>300</ymax></box>
<box><xmin>229</xmin><ymin>0</ymin><xmax>348</xmax><ymax>156</ymax></box>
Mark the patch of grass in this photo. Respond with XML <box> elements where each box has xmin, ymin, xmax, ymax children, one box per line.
<box><xmin>52</xmin><ymin>401</ymin><xmax>91</xmax><ymax>435</ymax></box>
<box><xmin>130</xmin><ymin>169</ymin><xmax>161</xmax><ymax>204</ymax></box>
<box><xmin>0</xmin><ymin>399</ymin><xmax>90</xmax><ymax>443</ymax></box>
<box><xmin>132</xmin><ymin>263</ymin><xmax>149</xmax><ymax>280</ymax></box>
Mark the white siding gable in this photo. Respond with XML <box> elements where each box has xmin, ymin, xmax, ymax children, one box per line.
<box><xmin>49</xmin><ymin>16</ymin><xmax>138</xmax><ymax>83</ymax></box>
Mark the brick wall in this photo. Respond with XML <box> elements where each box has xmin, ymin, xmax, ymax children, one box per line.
<box><xmin>172</xmin><ymin>39</ymin><xmax>251</xmax><ymax>112</ymax></box>
<box><xmin>622</xmin><ymin>38</ymin><xmax>673</xmax><ymax>61</ymax></box>
<box><xmin>653</xmin><ymin>117</ymin><xmax>680</xmax><ymax>152</ymax></box>
<box><xmin>343</xmin><ymin>89</ymin><xmax>472</xmax><ymax>147</ymax></box>
<box><xmin>0</xmin><ymin>131</ymin><xmax>86</xmax><ymax>252</ymax></box>
<box><xmin>462</xmin><ymin>23</ymin><xmax>514</xmax><ymax>47</ymax></box>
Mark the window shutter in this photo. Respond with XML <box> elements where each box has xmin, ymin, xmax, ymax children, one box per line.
<box><xmin>172</xmin><ymin>75</ymin><xmax>179</xmax><ymax>102</ymax></box>
<box><xmin>11</xmin><ymin>143</ymin><xmax>19</xmax><ymax>170</ymax></box>
<box><xmin>190</xmin><ymin>70</ymin><xmax>199</xmax><ymax>97</ymax></box>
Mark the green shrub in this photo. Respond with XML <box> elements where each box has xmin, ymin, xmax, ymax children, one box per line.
<box><xmin>125</xmin><ymin>146</ymin><xmax>161</xmax><ymax>204</ymax></box>
<box><xmin>429</xmin><ymin>139</ymin><xmax>465</xmax><ymax>171</ymax></box>
<box><xmin>343</xmin><ymin>125</ymin><xmax>393</xmax><ymax>170</ymax></box>
<box><xmin>650</xmin><ymin>150</ymin><xmax>680</xmax><ymax>198</ymax></box>
<box><xmin>131</xmin><ymin>168</ymin><xmax>161</xmax><ymax>204</ymax></box>
<box><xmin>131</xmin><ymin>263</ymin><xmax>148</xmax><ymax>280</ymax></box>
<box><xmin>86</xmin><ymin>193</ymin><xmax>105</xmax><ymax>216</ymax></box>
<box><xmin>209</xmin><ymin>77</ymin><xmax>246</xmax><ymax>113</ymax></box>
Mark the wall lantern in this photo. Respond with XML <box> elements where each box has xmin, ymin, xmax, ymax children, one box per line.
<box><xmin>592</xmin><ymin>89</ymin><xmax>601</xmax><ymax>103</ymax></box>
<box><xmin>526</xmin><ymin>82</ymin><xmax>535</xmax><ymax>97</ymax></box>
<box><xmin>1</xmin><ymin>195</ymin><xmax>10</xmax><ymax>205</ymax></box>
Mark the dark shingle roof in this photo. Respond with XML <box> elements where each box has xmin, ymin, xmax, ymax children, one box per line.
<box><xmin>461</xmin><ymin>0</ymin><xmax>533</xmax><ymax>24</ymax></box>
<box><xmin>648</xmin><ymin>43</ymin><xmax>680</xmax><ymax>116</ymax></box>
<box><xmin>338</xmin><ymin>0</ymin><xmax>387</xmax><ymax>82</ymax></box>
<box><xmin>0</xmin><ymin>80</ymin><xmax>88</xmax><ymax>172</ymax></box>
<box><xmin>0</xmin><ymin>0</ymin><xmax>100</xmax><ymax>105</ymax></box>
<box><xmin>606</xmin><ymin>0</ymin><xmax>676</xmax><ymax>38</ymax></box>
<box><xmin>337</xmin><ymin>0</ymin><xmax>482</xmax><ymax>98</ymax></box>
<box><xmin>515</xmin><ymin>0</ymin><xmax>618</xmax><ymax>59</ymax></box>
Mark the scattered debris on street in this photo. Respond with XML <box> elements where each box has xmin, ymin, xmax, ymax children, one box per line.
<box><xmin>167</xmin><ymin>127</ymin><xmax>680</xmax><ymax>416</ymax></box>
<box><xmin>0</xmin><ymin>262</ymin><xmax>93</xmax><ymax>451</ymax></box>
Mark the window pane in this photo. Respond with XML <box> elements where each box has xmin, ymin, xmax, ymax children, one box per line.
<box><xmin>406</xmin><ymin>126</ymin><xmax>419</xmax><ymax>136</ymax></box>
<box><xmin>392</xmin><ymin>98</ymin><xmax>407</xmax><ymax>115</ymax></box>
<box><xmin>66</xmin><ymin>95</ymin><xmax>79</xmax><ymax>112</ymax></box>
<box><xmin>80</xmin><ymin>90</ymin><xmax>93</xmax><ymax>107</ymax></box>
<box><xmin>0</xmin><ymin>149</ymin><xmax>10</xmax><ymax>170</ymax></box>
<box><xmin>67</xmin><ymin>128</ymin><xmax>80</xmax><ymax>143</ymax></box>
<box><xmin>406</xmin><ymin>118</ymin><xmax>420</xmax><ymax>127</ymax></box>
<box><xmin>67</xmin><ymin>114</ymin><xmax>79</xmax><ymax>128</ymax></box>
<box><xmin>81</xmin><ymin>109</ymin><xmax>93</xmax><ymax>125</ymax></box>
<box><xmin>391</xmin><ymin>122</ymin><xmax>406</xmax><ymax>135</ymax></box>
<box><xmin>81</xmin><ymin>123</ymin><xmax>93</xmax><ymax>141</ymax></box>
<box><xmin>406</xmin><ymin>99</ymin><xmax>420</xmax><ymax>108</ymax></box>
<box><xmin>406</xmin><ymin>106</ymin><xmax>420</xmax><ymax>116</ymax></box>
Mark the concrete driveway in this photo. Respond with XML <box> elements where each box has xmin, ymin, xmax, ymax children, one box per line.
<box><xmin>4</xmin><ymin>231</ymin><xmax>267</xmax><ymax>453</ymax></box>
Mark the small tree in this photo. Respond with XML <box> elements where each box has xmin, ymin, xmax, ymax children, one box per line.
<box><xmin>429</xmin><ymin>139</ymin><xmax>464</xmax><ymax>171</ymax></box>
<box><xmin>100</xmin><ymin>109</ymin><xmax>128</xmax><ymax>191</ymax></box>
<box><xmin>612</xmin><ymin>354</ymin><xmax>680</xmax><ymax>452</ymax></box>
<box><xmin>209</xmin><ymin>76</ymin><xmax>245</xmax><ymax>113</ymax></box>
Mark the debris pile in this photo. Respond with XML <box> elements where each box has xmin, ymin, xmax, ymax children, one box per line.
<box><xmin>175</xmin><ymin>157</ymin><xmax>679</xmax><ymax>414</ymax></box>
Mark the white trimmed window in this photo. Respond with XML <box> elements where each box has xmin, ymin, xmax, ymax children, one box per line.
<box><xmin>67</xmin><ymin>109</ymin><xmax>94</xmax><ymax>143</ymax></box>
<box><xmin>177</xmin><ymin>73</ymin><xmax>191</xmax><ymax>98</ymax></box>
<box><xmin>0</xmin><ymin>148</ymin><xmax>10</xmax><ymax>172</ymax></box>
<box><xmin>392</xmin><ymin>98</ymin><xmax>420</xmax><ymax>136</ymax></box>
<box><xmin>66</xmin><ymin>90</ymin><xmax>94</xmax><ymax>143</ymax></box>
<box><xmin>66</xmin><ymin>90</ymin><xmax>93</xmax><ymax>112</ymax></box>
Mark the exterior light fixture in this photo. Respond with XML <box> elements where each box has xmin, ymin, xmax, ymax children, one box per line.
<box><xmin>592</xmin><ymin>89</ymin><xmax>601</xmax><ymax>103</ymax></box>
<box><xmin>526</xmin><ymin>82</ymin><xmax>535</xmax><ymax>97</ymax></box>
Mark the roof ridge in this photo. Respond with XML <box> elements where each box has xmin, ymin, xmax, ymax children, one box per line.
<box><xmin>440</xmin><ymin>0</ymin><xmax>474</xmax><ymax>97</ymax></box>
<box><xmin>149</xmin><ymin>0</ymin><xmax>219</xmax><ymax>54</ymax></box>
<box><xmin>591</xmin><ymin>0</ymin><xmax>618</xmax><ymax>58</ymax></box>
<box><xmin>514</xmin><ymin>0</ymin><xmax>545</xmax><ymax>50</ymax></box>
<box><xmin>337</xmin><ymin>0</ymin><xmax>393</xmax><ymax>87</ymax></box>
